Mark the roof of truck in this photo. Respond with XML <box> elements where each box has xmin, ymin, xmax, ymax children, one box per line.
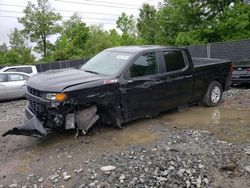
<box><xmin>106</xmin><ymin>45</ymin><xmax>186</xmax><ymax>53</ymax></box>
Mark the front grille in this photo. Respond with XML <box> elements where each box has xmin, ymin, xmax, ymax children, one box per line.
<box><xmin>29</xmin><ymin>101</ymin><xmax>46</xmax><ymax>115</ymax></box>
<box><xmin>27</xmin><ymin>86</ymin><xmax>43</xmax><ymax>97</ymax></box>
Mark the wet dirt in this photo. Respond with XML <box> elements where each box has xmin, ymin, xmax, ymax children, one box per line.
<box><xmin>156</xmin><ymin>94</ymin><xmax>250</xmax><ymax>144</ymax></box>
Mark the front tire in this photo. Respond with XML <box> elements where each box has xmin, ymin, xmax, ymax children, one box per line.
<box><xmin>203</xmin><ymin>81</ymin><xmax>223</xmax><ymax>107</ymax></box>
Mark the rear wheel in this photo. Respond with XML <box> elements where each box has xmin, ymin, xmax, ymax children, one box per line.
<box><xmin>203</xmin><ymin>81</ymin><xmax>223</xmax><ymax>107</ymax></box>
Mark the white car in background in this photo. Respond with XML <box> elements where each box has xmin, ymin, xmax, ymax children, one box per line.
<box><xmin>0</xmin><ymin>65</ymin><xmax>37</xmax><ymax>75</ymax></box>
<box><xmin>0</xmin><ymin>72</ymin><xmax>30</xmax><ymax>101</ymax></box>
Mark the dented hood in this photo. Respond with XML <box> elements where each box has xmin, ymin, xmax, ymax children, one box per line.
<box><xmin>28</xmin><ymin>68</ymin><xmax>104</xmax><ymax>92</ymax></box>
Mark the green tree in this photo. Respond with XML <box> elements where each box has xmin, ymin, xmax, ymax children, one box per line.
<box><xmin>84</xmin><ymin>26</ymin><xmax>113</xmax><ymax>57</ymax></box>
<box><xmin>52</xmin><ymin>13</ymin><xmax>89</xmax><ymax>60</ymax></box>
<box><xmin>156</xmin><ymin>0</ymin><xmax>205</xmax><ymax>45</ymax></box>
<box><xmin>9</xmin><ymin>28</ymin><xmax>26</xmax><ymax>53</ymax></box>
<box><xmin>19</xmin><ymin>0</ymin><xmax>61</xmax><ymax>57</ymax></box>
<box><xmin>9</xmin><ymin>28</ymin><xmax>35</xmax><ymax>64</ymax></box>
<box><xmin>116</xmin><ymin>13</ymin><xmax>140</xmax><ymax>45</ymax></box>
<box><xmin>0</xmin><ymin>43</ymin><xmax>8</xmax><ymax>53</ymax></box>
<box><xmin>116</xmin><ymin>12</ymin><xmax>137</xmax><ymax>36</ymax></box>
<box><xmin>215</xmin><ymin>2</ymin><xmax>250</xmax><ymax>41</ymax></box>
<box><xmin>3</xmin><ymin>49</ymin><xmax>21</xmax><ymax>65</ymax></box>
<box><xmin>137</xmin><ymin>4</ymin><xmax>157</xmax><ymax>44</ymax></box>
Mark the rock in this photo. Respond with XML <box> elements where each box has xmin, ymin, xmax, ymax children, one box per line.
<box><xmin>75</xmin><ymin>168</ymin><xmax>83</xmax><ymax>174</ymax></box>
<box><xmin>49</xmin><ymin>174</ymin><xmax>59</xmax><ymax>180</ymax></box>
<box><xmin>100</xmin><ymin>165</ymin><xmax>116</xmax><ymax>172</ymax></box>
<box><xmin>62</xmin><ymin>171</ymin><xmax>67</xmax><ymax>177</ymax></box>
<box><xmin>177</xmin><ymin>168</ymin><xmax>186</xmax><ymax>177</ymax></box>
<box><xmin>244</xmin><ymin>147</ymin><xmax>250</xmax><ymax>155</ymax></box>
<box><xmin>156</xmin><ymin>177</ymin><xmax>168</xmax><ymax>182</ymax></box>
<box><xmin>168</xmin><ymin>166</ymin><xmax>175</xmax><ymax>170</ymax></box>
<box><xmin>203</xmin><ymin>178</ymin><xmax>209</xmax><ymax>184</ymax></box>
<box><xmin>8</xmin><ymin>184</ymin><xmax>18</xmax><ymax>188</ymax></box>
<box><xmin>244</xmin><ymin>165</ymin><xmax>250</xmax><ymax>173</ymax></box>
<box><xmin>119</xmin><ymin>174</ymin><xmax>126</xmax><ymax>181</ymax></box>
<box><xmin>54</xmin><ymin>178</ymin><xmax>58</xmax><ymax>183</ymax></box>
<box><xmin>196</xmin><ymin>177</ymin><xmax>202</xmax><ymax>188</ymax></box>
<box><xmin>64</xmin><ymin>175</ymin><xmax>71</xmax><ymax>181</ymax></box>
<box><xmin>97</xmin><ymin>182</ymin><xmax>110</xmax><ymax>188</ymax></box>
<box><xmin>185</xmin><ymin>180</ymin><xmax>191</xmax><ymax>188</ymax></box>
<box><xmin>89</xmin><ymin>182</ymin><xmax>96</xmax><ymax>187</ymax></box>
<box><xmin>198</xmin><ymin>164</ymin><xmax>204</xmax><ymax>169</ymax></box>
<box><xmin>37</xmin><ymin>177</ymin><xmax>43</xmax><ymax>183</ymax></box>
<box><xmin>33</xmin><ymin>184</ymin><xmax>38</xmax><ymax>188</ymax></box>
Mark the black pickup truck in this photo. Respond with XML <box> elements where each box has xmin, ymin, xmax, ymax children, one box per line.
<box><xmin>3</xmin><ymin>46</ymin><xmax>232</xmax><ymax>137</ymax></box>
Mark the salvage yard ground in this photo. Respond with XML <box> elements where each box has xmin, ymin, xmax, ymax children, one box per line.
<box><xmin>0</xmin><ymin>87</ymin><xmax>250</xmax><ymax>187</ymax></box>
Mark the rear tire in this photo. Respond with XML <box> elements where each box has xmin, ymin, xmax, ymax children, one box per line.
<box><xmin>203</xmin><ymin>81</ymin><xmax>223</xmax><ymax>107</ymax></box>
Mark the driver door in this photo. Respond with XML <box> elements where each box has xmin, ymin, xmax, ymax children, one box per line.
<box><xmin>120</xmin><ymin>52</ymin><xmax>160</xmax><ymax>122</ymax></box>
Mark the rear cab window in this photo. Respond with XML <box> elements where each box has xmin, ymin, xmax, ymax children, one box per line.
<box><xmin>129</xmin><ymin>52</ymin><xmax>158</xmax><ymax>78</ymax></box>
<box><xmin>162</xmin><ymin>50</ymin><xmax>188</xmax><ymax>72</ymax></box>
<box><xmin>5</xmin><ymin>67</ymin><xmax>33</xmax><ymax>74</ymax></box>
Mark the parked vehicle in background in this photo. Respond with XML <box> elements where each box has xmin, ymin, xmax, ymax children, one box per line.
<box><xmin>232</xmin><ymin>59</ymin><xmax>250</xmax><ymax>85</ymax></box>
<box><xmin>0</xmin><ymin>72</ymin><xmax>30</xmax><ymax>101</ymax></box>
<box><xmin>0</xmin><ymin>65</ymin><xmax>37</xmax><ymax>75</ymax></box>
<box><xmin>2</xmin><ymin>46</ymin><xmax>232</xmax><ymax>137</ymax></box>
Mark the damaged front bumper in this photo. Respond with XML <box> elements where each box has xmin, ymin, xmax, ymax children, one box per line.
<box><xmin>2</xmin><ymin>107</ymin><xmax>47</xmax><ymax>137</ymax></box>
<box><xmin>2</xmin><ymin>103</ymin><xmax>99</xmax><ymax>138</ymax></box>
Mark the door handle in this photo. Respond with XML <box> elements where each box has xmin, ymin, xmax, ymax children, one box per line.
<box><xmin>155</xmin><ymin>80</ymin><xmax>162</xmax><ymax>84</ymax></box>
<box><xmin>184</xmin><ymin>75</ymin><xmax>193</xmax><ymax>78</ymax></box>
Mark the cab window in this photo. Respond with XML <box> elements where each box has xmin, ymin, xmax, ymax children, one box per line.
<box><xmin>6</xmin><ymin>67</ymin><xmax>32</xmax><ymax>74</ymax></box>
<box><xmin>130</xmin><ymin>53</ymin><xmax>157</xmax><ymax>78</ymax></box>
<box><xmin>163</xmin><ymin>50</ymin><xmax>186</xmax><ymax>72</ymax></box>
<box><xmin>8</xmin><ymin>74</ymin><xmax>27</xmax><ymax>81</ymax></box>
<box><xmin>0</xmin><ymin>74</ymin><xmax>6</xmax><ymax>83</ymax></box>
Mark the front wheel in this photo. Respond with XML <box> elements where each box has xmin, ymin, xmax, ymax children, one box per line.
<box><xmin>203</xmin><ymin>81</ymin><xmax>223</xmax><ymax>107</ymax></box>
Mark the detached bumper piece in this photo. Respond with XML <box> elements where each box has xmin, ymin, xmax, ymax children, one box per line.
<box><xmin>75</xmin><ymin>106</ymin><xmax>99</xmax><ymax>136</ymax></box>
<box><xmin>2</xmin><ymin>116</ymin><xmax>47</xmax><ymax>137</ymax></box>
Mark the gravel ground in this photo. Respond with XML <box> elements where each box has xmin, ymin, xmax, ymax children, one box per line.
<box><xmin>0</xmin><ymin>88</ymin><xmax>249</xmax><ymax>188</ymax></box>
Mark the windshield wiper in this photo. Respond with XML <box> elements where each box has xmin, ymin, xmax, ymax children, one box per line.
<box><xmin>84</xmin><ymin>69</ymin><xmax>99</xmax><ymax>75</ymax></box>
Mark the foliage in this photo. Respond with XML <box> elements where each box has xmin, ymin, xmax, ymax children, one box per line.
<box><xmin>51</xmin><ymin>13</ymin><xmax>89</xmax><ymax>61</ymax></box>
<box><xmin>137</xmin><ymin>4</ymin><xmax>157</xmax><ymax>44</ymax></box>
<box><xmin>18</xmin><ymin>0</ymin><xmax>61</xmax><ymax>57</ymax></box>
<box><xmin>116</xmin><ymin>12</ymin><xmax>137</xmax><ymax>36</ymax></box>
<box><xmin>215</xmin><ymin>2</ymin><xmax>250</xmax><ymax>41</ymax></box>
<box><xmin>2</xmin><ymin>49</ymin><xmax>21</xmax><ymax>65</ymax></box>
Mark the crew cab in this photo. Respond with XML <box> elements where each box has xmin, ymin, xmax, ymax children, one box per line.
<box><xmin>3</xmin><ymin>46</ymin><xmax>232</xmax><ymax>137</ymax></box>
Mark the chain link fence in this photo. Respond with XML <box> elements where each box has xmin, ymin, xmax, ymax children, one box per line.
<box><xmin>187</xmin><ymin>39</ymin><xmax>250</xmax><ymax>60</ymax></box>
<box><xmin>35</xmin><ymin>59</ymin><xmax>89</xmax><ymax>73</ymax></box>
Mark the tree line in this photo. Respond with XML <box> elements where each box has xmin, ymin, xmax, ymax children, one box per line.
<box><xmin>0</xmin><ymin>0</ymin><xmax>250</xmax><ymax>65</ymax></box>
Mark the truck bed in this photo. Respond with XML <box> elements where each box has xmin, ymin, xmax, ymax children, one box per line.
<box><xmin>192</xmin><ymin>58</ymin><xmax>231</xmax><ymax>67</ymax></box>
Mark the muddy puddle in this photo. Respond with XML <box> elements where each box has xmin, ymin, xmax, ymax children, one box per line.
<box><xmin>156</xmin><ymin>95</ymin><xmax>250</xmax><ymax>144</ymax></box>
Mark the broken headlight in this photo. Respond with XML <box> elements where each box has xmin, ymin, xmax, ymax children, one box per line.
<box><xmin>45</xmin><ymin>93</ymin><xmax>67</xmax><ymax>102</ymax></box>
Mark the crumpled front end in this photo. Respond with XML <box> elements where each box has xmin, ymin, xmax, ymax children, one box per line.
<box><xmin>2</xmin><ymin>86</ymin><xmax>99</xmax><ymax>137</ymax></box>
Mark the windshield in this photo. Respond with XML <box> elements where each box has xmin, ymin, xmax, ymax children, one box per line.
<box><xmin>81</xmin><ymin>51</ymin><xmax>133</xmax><ymax>76</ymax></box>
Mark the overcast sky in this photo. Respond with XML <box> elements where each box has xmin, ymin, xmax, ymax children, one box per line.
<box><xmin>0</xmin><ymin>0</ymin><xmax>162</xmax><ymax>46</ymax></box>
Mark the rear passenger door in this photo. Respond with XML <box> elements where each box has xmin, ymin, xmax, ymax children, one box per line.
<box><xmin>151</xmin><ymin>50</ymin><xmax>194</xmax><ymax>112</ymax></box>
